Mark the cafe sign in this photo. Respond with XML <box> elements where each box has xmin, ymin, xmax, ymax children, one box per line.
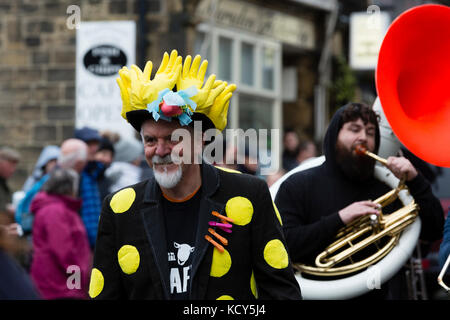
<box><xmin>196</xmin><ymin>0</ymin><xmax>316</xmax><ymax>49</ymax></box>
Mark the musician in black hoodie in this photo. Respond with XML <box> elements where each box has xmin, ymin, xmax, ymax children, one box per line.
<box><xmin>275</xmin><ymin>102</ymin><xmax>444</xmax><ymax>299</ymax></box>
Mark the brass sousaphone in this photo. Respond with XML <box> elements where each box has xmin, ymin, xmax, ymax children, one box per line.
<box><xmin>270</xmin><ymin>4</ymin><xmax>450</xmax><ymax>299</ymax></box>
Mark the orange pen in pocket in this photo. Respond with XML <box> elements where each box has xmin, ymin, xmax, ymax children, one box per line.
<box><xmin>205</xmin><ymin>235</ymin><xmax>224</xmax><ymax>252</ymax></box>
<box><xmin>208</xmin><ymin>228</ymin><xmax>228</xmax><ymax>246</ymax></box>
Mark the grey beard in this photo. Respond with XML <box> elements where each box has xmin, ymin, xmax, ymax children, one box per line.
<box><xmin>152</xmin><ymin>155</ymin><xmax>183</xmax><ymax>189</ymax></box>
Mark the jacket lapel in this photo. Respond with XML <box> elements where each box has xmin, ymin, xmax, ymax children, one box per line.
<box><xmin>140</xmin><ymin>178</ymin><xmax>170</xmax><ymax>299</ymax></box>
<box><xmin>190</xmin><ymin>164</ymin><xmax>224</xmax><ymax>299</ymax></box>
<box><xmin>139</xmin><ymin>164</ymin><xmax>224</xmax><ymax>300</ymax></box>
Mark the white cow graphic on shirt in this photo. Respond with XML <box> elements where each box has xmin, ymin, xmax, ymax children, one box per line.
<box><xmin>169</xmin><ymin>242</ymin><xmax>195</xmax><ymax>294</ymax></box>
<box><xmin>174</xmin><ymin>242</ymin><xmax>195</xmax><ymax>266</ymax></box>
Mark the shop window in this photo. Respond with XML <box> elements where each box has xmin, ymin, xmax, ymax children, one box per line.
<box><xmin>195</xmin><ymin>25</ymin><xmax>282</xmax><ymax>173</ymax></box>
<box><xmin>241</xmin><ymin>42</ymin><xmax>254</xmax><ymax>86</ymax></box>
<box><xmin>218</xmin><ymin>36</ymin><xmax>233</xmax><ymax>81</ymax></box>
<box><xmin>195</xmin><ymin>25</ymin><xmax>280</xmax><ymax>126</ymax></box>
<box><xmin>239</xmin><ymin>94</ymin><xmax>271</xmax><ymax>130</ymax></box>
<box><xmin>262</xmin><ymin>46</ymin><xmax>275</xmax><ymax>90</ymax></box>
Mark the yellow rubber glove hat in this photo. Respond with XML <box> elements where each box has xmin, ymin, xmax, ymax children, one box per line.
<box><xmin>117</xmin><ymin>50</ymin><xmax>236</xmax><ymax>132</ymax></box>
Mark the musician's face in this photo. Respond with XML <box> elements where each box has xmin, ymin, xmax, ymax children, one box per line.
<box><xmin>335</xmin><ymin>118</ymin><xmax>376</xmax><ymax>181</ymax></box>
<box><xmin>337</xmin><ymin>118</ymin><xmax>376</xmax><ymax>155</ymax></box>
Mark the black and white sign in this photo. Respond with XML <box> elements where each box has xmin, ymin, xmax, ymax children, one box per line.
<box><xmin>83</xmin><ymin>45</ymin><xmax>127</xmax><ymax>76</ymax></box>
<box><xmin>349</xmin><ymin>11</ymin><xmax>390</xmax><ymax>70</ymax></box>
<box><xmin>76</xmin><ymin>21</ymin><xmax>136</xmax><ymax>138</ymax></box>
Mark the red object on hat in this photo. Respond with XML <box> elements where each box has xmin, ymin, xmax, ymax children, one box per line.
<box><xmin>160</xmin><ymin>101</ymin><xmax>183</xmax><ymax>117</ymax></box>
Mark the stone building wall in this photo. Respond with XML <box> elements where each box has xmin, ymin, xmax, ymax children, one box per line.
<box><xmin>0</xmin><ymin>0</ymin><xmax>191</xmax><ymax>190</ymax></box>
<box><xmin>1</xmin><ymin>0</ymin><xmax>326</xmax><ymax>190</ymax></box>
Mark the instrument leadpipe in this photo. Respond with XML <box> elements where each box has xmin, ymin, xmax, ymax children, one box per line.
<box><xmin>354</xmin><ymin>144</ymin><xmax>388</xmax><ymax>165</ymax></box>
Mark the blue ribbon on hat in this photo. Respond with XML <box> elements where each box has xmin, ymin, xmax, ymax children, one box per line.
<box><xmin>147</xmin><ymin>86</ymin><xmax>198</xmax><ymax>126</ymax></box>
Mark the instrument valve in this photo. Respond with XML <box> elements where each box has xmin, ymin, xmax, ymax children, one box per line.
<box><xmin>370</xmin><ymin>214</ymin><xmax>381</xmax><ymax>233</ymax></box>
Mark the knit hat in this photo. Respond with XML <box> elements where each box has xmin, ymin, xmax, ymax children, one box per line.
<box><xmin>113</xmin><ymin>138</ymin><xmax>143</xmax><ymax>163</ymax></box>
<box><xmin>98</xmin><ymin>137</ymin><xmax>115</xmax><ymax>155</ymax></box>
<box><xmin>74</xmin><ymin>127</ymin><xmax>101</xmax><ymax>143</ymax></box>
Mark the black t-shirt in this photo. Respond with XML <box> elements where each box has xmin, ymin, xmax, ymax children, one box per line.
<box><xmin>162</xmin><ymin>187</ymin><xmax>201</xmax><ymax>300</ymax></box>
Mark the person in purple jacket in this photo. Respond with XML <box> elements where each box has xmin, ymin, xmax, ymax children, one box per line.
<box><xmin>30</xmin><ymin>168</ymin><xmax>92</xmax><ymax>300</ymax></box>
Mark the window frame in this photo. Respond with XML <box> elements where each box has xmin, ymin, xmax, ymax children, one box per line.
<box><xmin>196</xmin><ymin>23</ymin><xmax>282</xmax><ymax>131</ymax></box>
<box><xmin>195</xmin><ymin>24</ymin><xmax>283</xmax><ymax>173</ymax></box>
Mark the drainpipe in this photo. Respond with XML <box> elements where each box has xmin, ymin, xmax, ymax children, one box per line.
<box><xmin>314</xmin><ymin>3</ymin><xmax>338</xmax><ymax>142</ymax></box>
<box><xmin>137</xmin><ymin>0</ymin><xmax>148</xmax><ymax>68</ymax></box>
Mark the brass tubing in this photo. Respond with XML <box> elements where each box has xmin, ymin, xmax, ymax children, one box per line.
<box><xmin>296</xmin><ymin>236</ymin><xmax>399</xmax><ymax>276</ymax></box>
<box><xmin>355</xmin><ymin>144</ymin><xmax>388</xmax><ymax>165</ymax></box>
<box><xmin>365</xmin><ymin>150</ymin><xmax>388</xmax><ymax>165</ymax></box>
<box><xmin>315</xmin><ymin>204</ymin><xmax>418</xmax><ymax>269</ymax></box>
<box><xmin>438</xmin><ymin>254</ymin><xmax>450</xmax><ymax>291</ymax></box>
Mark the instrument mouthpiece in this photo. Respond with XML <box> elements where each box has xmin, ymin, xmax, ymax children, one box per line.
<box><xmin>354</xmin><ymin>144</ymin><xmax>368</xmax><ymax>156</ymax></box>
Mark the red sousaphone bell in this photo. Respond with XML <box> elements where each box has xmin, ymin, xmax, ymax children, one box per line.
<box><xmin>376</xmin><ymin>4</ymin><xmax>450</xmax><ymax>167</ymax></box>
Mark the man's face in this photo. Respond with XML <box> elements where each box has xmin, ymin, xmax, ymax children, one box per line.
<box><xmin>0</xmin><ymin>159</ymin><xmax>18</xmax><ymax>179</ymax></box>
<box><xmin>59</xmin><ymin>139</ymin><xmax>88</xmax><ymax>173</ymax></box>
<box><xmin>86</xmin><ymin>140</ymin><xmax>100</xmax><ymax>161</ymax></box>
<box><xmin>337</xmin><ymin>118</ymin><xmax>376</xmax><ymax>155</ymax></box>
<box><xmin>141</xmin><ymin>120</ymin><xmax>199</xmax><ymax>189</ymax></box>
<box><xmin>94</xmin><ymin>150</ymin><xmax>114</xmax><ymax>167</ymax></box>
<box><xmin>44</xmin><ymin>159</ymin><xmax>57</xmax><ymax>174</ymax></box>
<box><xmin>336</xmin><ymin>118</ymin><xmax>377</xmax><ymax>181</ymax></box>
<box><xmin>284</xmin><ymin>132</ymin><xmax>299</xmax><ymax>152</ymax></box>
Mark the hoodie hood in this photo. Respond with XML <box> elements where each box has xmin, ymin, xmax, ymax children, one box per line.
<box><xmin>323</xmin><ymin>104</ymin><xmax>381</xmax><ymax>170</ymax></box>
<box><xmin>34</xmin><ymin>146</ymin><xmax>60</xmax><ymax>171</ymax></box>
<box><xmin>25</xmin><ymin>146</ymin><xmax>60</xmax><ymax>182</ymax></box>
<box><xmin>30</xmin><ymin>191</ymin><xmax>82</xmax><ymax>215</ymax></box>
<box><xmin>22</xmin><ymin>146</ymin><xmax>60</xmax><ymax>193</ymax></box>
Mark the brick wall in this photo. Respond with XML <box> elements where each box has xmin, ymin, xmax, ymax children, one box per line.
<box><xmin>0</xmin><ymin>0</ymin><xmax>195</xmax><ymax>190</ymax></box>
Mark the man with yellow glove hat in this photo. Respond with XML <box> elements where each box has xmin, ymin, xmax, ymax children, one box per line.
<box><xmin>89</xmin><ymin>50</ymin><xmax>301</xmax><ymax>300</ymax></box>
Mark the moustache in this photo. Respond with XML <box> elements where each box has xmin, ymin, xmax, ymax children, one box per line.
<box><xmin>152</xmin><ymin>155</ymin><xmax>174</xmax><ymax>165</ymax></box>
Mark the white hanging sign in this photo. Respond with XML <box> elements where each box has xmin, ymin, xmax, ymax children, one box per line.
<box><xmin>76</xmin><ymin>21</ymin><xmax>136</xmax><ymax>138</ymax></box>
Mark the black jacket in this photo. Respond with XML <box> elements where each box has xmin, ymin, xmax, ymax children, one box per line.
<box><xmin>275</xmin><ymin>106</ymin><xmax>444</xmax><ymax>298</ymax></box>
<box><xmin>90</xmin><ymin>163</ymin><xmax>302</xmax><ymax>300</ymax></box>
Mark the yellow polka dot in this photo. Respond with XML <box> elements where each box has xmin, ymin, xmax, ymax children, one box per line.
<box><xmin>110</xmin><ymin>188</ymin><xmax>136</xmax><ymax>213</ymax></box>
<box><xmin>225</xmin><ymin>196</ymin><xmax>253</xmax><ymax>226</ymax></box>
<box><xmin>263</xmin><ymin>239</ymin><xmax>289</xmax><ymax>269</ymax></box>
<box><xmin>215</xmin><ymin>166</ymin><xmax>242</xmax><ymax>174</ymax></box>
<box><xmin>88</xmin><ymin>268</ymin><xmax>104</xmax><ymax>299</ymax></box>
<box><xmin>118</xmin><ymin>245</ymin><xmax>140</xmax><ymax>274</ymax></box>
<box><xmin>217</xmin><ymin>295</ymin><xmax>234</xmax><ymax>300</ymax></box>
<box><xmin>250</xmin><ymin>271</ymin><xmax>258</xmax><ymax>299</ymax></box>
<box><xmin>272</xmin><ymin>201</ymin><xmax>283</xmax><ymax>226</ymax></box>
<box><xmin>210</xmin><ymin>247</ymin><xmax>232</xmax><ymax>277</ymax></box>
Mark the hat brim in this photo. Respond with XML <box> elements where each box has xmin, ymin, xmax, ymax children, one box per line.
<box><xmin>126</xmin><ymin>110</ymin><xmax>216</xmax><ymax>133</ymax></box>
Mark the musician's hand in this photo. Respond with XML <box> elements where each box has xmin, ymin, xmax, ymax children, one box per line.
<box><xmin>338</xmin><ymin>201</ymin><xmax>381</xmax><ymax>225</ymax></box>
<box><xmin>386</xmin><ymin>156</ymin><xmax>418</xmax><ymax>181</ymax></box>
